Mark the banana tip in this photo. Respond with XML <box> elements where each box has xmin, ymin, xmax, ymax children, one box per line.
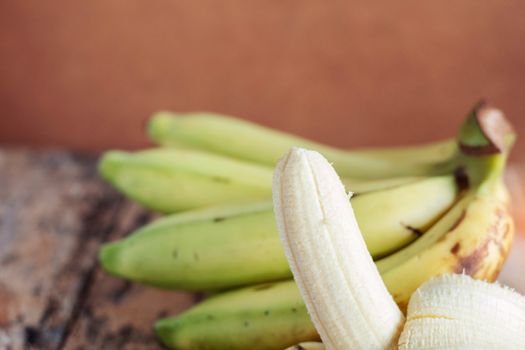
<box><xmin>154</xmin><ymin>318</ymin><xmax>176</xmax><ymax>347</ymax></box>
<box><xmin>147</xmin><ymin>111</ymin><xmax>175</xmax><ymax>142</ymax></box>
<box><xmin>97</xmin><ymin>151</ymin><xmax>128</xmax><ymax>180</ymax></box>
<box><xmin>98</xmin><ymin>242</ymin><xmax>123</xmax><ymax>276</ymax></box>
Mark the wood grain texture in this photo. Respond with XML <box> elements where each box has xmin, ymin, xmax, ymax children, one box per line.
<box><xmin>0</xmin><ymin>149</ymin><xmax>194</xmax><ymax>350</ymax></box>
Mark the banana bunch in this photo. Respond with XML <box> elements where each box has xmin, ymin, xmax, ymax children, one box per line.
<box><xmin>98</xmin><ymin>102</ymin><xmax>516</xmax><ymax>349</ymax></box>
<box><xmin>275</xmin><ymin>148</ymin><xmax>524</xmax><ymax>349</ymax></box>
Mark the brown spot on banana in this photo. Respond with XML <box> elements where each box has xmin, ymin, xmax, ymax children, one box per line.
<box><xmin>253</xmin><ymin>283</ymin><xmax>275</xmax><ymax>291</ymax></box>
<box><xmin>402</xmin><ymin>224</ymin><xmax>424</xmax><ymax>237</ymax></box>
<box><xmin>450</xmin><ymin>242</ymin><xmax>461</xmax><ymax>255</ymax></box>
<box><xmin>454</xmin><ymin>207</ymin><xmax>513</xmax><ymax>280</ymax></box>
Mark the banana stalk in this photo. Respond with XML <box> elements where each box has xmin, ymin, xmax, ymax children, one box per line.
<box><xmin>148</xmin><ymin>111</ymin><xmax>458</xmax><ymax>178</ymax></box>
<box><xmin>100</xmin><ymin>175</ymin><xmax>457</xmax><ymax>290</ymax></box>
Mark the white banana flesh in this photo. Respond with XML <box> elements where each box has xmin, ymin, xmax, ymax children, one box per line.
<box><xmin>399</xmin><ymin>274</ymin><xmax>525</xmax><ymax>349</ymax></box>
<box><xmin>285</xmin><ymin>342</ymin><xmax>326</xmax><ymax>350</ymax></box>
<box><xmin>273</xmin><ymin>147</ymin><xmax>404</xmax><ymax>350</ymax></box>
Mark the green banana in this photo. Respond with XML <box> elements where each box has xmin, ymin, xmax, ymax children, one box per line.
<box><xmin>98</xmin><ymin>148</ymin><xmax>274</xmax><ymax>213</ymax></box>
<box><xmin>100</xmin><ymin>175</ymin><xmax>458</xmax><ymax>290</ymax></box>
<box><xmin>147</xmin><ymin>111</ymin><xmax>458</xmax><ymax>179</ymax></box>
<box><xmin>352</xmin><ymin>138</ymin><xmax>457</xmax><ymax>164</ymax></box>
<box><xmin>153</xmin><ymin>103</ymin><xmax>515</xmax><ymax>350</ymax></box>
<box><xmin>99</xmin><ymin>147</ymin><xmax>441</xmax><ymax>213</ymax></box>
<box><xmin>155</xmin><ymin>280</ymin><xmax>319</xmax><ymax>350</ymax></box>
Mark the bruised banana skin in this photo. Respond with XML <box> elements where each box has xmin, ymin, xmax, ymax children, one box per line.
<box><xmin>154</xmin><ymin>179</ymin><xmax>513</xmax><ymax>349</ymax></box>
<box><xmin>377</xmin><ymin>187</ymin><xmax>514</xmax><ymax>310</ymax></box>
<box><xmin>100</xmin><ymin>175</ymin><xmax>457</xmax><ymax>290</ymax></box>
<box><xmin>148</xmin><ymin>111</ymin><xmax>457</xmax><ymax>178</ymax></box>
<box><xmin>155</xmin><ymin>280</ymin><xmax>319</xmax><ymax>350</ymax></box>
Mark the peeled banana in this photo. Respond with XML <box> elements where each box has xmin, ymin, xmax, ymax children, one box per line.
<box><xmin>99</xmin><ymin>148</ymin><xmax>444</xmax><ymax>213</ymax></box>
<box><xmin>399</xmin><ymin>274</ymin><xmax>525</xmax><ymax>349</ymax></box>
<box><xmin>273</xmin><ymin>148</ymin><xmax>404</xmax><ymax>349</ymax></box>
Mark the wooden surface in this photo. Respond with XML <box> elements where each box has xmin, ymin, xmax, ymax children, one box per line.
<box><xmin>0</xmin><ymin>149</ymin><xmax>195</xmax><ymax>350</ymax></box>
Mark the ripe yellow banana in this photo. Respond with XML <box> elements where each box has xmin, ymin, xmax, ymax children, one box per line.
<box><xmin>273</xmin><ymin>148</ymin><xmax>404</xmax><ymax>349</ymax></box>
<box><xmin>376</xmin><ymin>157</ymin><xmax>513</xmax><ymax>310</ymax></box>
<box><xmin>100</xmin><ymin>174</ymin><xmax>457</xmax><ymax>290</ymax></box>
<box><xmin>148</xmin><ymin>111</ymin><xmax>457</xmax><ymax>178</ymax></box>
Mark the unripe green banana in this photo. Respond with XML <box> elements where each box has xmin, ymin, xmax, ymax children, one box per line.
<box><xmin>100</xmin><ymin>175</ymin><xmax>458</xmax><ymax>290</ymax></box>
<box><xmin>99</xmin><ymin>148</ymin><xmax>432</xmax><ymax>213</ymax></box>
<box><xmin>148</xmin><ymin>111</ymin><xmax>457</xmax><ymax>178</ymax></box>
<box><xmin>98</xmin><ymin>148</ymin><xmax>273</xmax><ymax>213</ymax></box>
<box><xmin>155</xmin><ymin>280</ymin><xmax>319</xmax><ymax>350</ymax></box>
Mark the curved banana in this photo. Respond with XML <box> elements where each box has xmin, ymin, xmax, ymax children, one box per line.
<box><xmin>99</xmin><ymin>148</ymin><xmax>444</xmax><ymax>213</ymax></box>
<box><xmin>273</xmin><ymin>148</ymin><xmax>404</xmax><ymax>349</ymax></box>
<box><xmin>98</xmin><ymin>148</ymin><xmax>273</xmax><ymax>213</ymax></box>
<box><xmin>377</xmin><ymin>184</ymin><xmax>513</xmax><ymax>310</ymax></box>
<box><xmin>155</xmin><ymin>280</ymin><xmax>319</xmax><ymax>350</ymax></box>
<box><xmin>100</xmin><ymin>175</ymin><xmax>457</xmax><ymax>290</ymax></box>
<box><xmin>148</xmin><ymin>111</ymin><xmax>457</xmax><ymax>178</ymax></box>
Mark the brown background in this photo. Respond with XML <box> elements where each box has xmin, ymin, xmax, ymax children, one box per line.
<box><xmin>1</xmin><ymin>1</ymin><xmax>524</xmax><ymax>157</ymax></box>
